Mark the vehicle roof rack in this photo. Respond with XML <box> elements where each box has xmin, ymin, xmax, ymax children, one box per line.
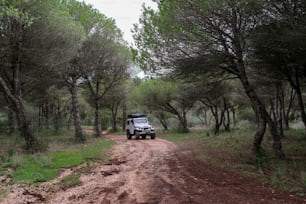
<box><xmin>127</xmin><ymin>114</ymin><xmax>147</xmax><ymax>118</ymax></box>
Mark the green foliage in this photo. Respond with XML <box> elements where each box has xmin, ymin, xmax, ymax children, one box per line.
<box><xmin>132</xmin><ymin>78</ymin><xmax>196</xmax><ymax>132</ymax></box>
<box><xmin>160</xmin><ymin>133</ymin><xmax>188</xmax><ymax>142</ymax></box>
<box><xmin>57</xmin><ymin>174</ymin><xmax>81</xmax><ymax>190</ymax></box>
<box><xmin>12</xmin><ymin>154</ymin><xmax>58</xmax><ymax>183</ymax></box>
<box><xmin>301</xmin><ymin>171</ymin><xmax>306</xmax><ymax>192</ymax></box>
<box><xmin>8</xmin><ymin>138</ymin><xmax>113</xmax><ymax>184</ymax></box>
<box><xmin>255</xmin><ymin>148</ymin><xmax>266</xmax><ymax>170</ymax></box>
<box><xmin>0</xmin><ymin>0</ymin><xmax>33</xmax><ymax>26</ymax></box>
<box><xmin>270</xmin><ymin>164</ymin><xmax>288</xmax><ymax>190</ymax></box>
<box><xmin>132</xmin><ymin>79</ymin><xmax>177</xmax><ymax>108</ymax></box>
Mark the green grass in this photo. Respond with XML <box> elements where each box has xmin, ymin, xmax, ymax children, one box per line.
<box><xmin>159</xmin><ymin>132</ymin><xmax>190</xmax><ymax>142</ymax></box>
<box><xmin>8</xmin><ymin>138</ymin><xmax>113</xmax><ymax>184</ymax></box>
<box><xmin>57</xmin><ymin>174</ymin><xmax>81</xmax><ymax>190</ymax></box>
<box><xmin>159</xmin><ymin>128</ymin><xmax>306</xmax><ymax>195</ymax></box>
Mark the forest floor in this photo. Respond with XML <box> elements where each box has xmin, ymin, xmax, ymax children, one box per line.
<box><xmin>1</xmin><ymin>133</ymin><xmax>306</xmax><ymax>204</ymax></box>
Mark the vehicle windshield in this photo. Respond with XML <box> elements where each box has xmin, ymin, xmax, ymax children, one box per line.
<box><xmin>134</xmin><ymin>118</ymin><xmax>148</xmax><ymax>124</ymax></box>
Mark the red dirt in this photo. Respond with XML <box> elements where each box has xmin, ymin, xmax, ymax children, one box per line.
<box><xmin>1</xmin><ymin>134</ymin><xmax>305</xmax><ymax>204</ymax></box>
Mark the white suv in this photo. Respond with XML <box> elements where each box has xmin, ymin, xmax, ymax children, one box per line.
<box><xmin>126</xmin><ymin>114</ymin><xmax>156</xmax><ymax>140</ymax></box>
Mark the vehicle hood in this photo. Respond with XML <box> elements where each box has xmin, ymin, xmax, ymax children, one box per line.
<box><xmin>134</xmin><ymin>123</ymin><xmax>152</xmax><ymax>128</ymax></box>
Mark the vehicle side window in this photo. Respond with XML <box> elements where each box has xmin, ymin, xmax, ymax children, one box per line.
<box><xmin>127</xmin><ymin>121</ymin><xmax>129</xmax><ymax>125</ymax></box>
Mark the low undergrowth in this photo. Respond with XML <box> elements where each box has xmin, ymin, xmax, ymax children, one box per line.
<box><xmin>0</xmin><ymin>130</ymin><xmax>113</xmax><ymax>185</ymax></box>
<box><xmin>161</xmin><ymin>128</ymin><xmax>306</xmax><ymax>196</ymax></box>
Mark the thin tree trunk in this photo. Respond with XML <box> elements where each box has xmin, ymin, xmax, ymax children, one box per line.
<box><xmin>122</xmin><ymin>103</ymin><xmax>127</xmax><ymax>131</ymax></box>
<box><xmin>177</xmin><ymin>111</ymin><xmax>189</xmax><ymax>133</ymax></box>
<box><xmin>223</xmin><ymin>97</ymin><xmax>230</xmax><ymax>132</ymax></box>
<box><xmin>1</xmin><ymin>79</ymin><xmax>38</xmax><ymax>150</ymax></box>
<box><xmin>295</xmin><ymin>86</ymin><xmax>306</xmax><ymax>133</ymax></box>
<box><xmin>276</xmin><ymin>83</ymin><xmax>284</xmax><ymax>138</ymax></box>
<box><xmin>287</xmin><ymin>68</ymin><xmax>306</xmax><ymax>133</ymax></box>
<box><xmin>43</xmin><ymin>100</ymin><xmax>50</xmax><ymax>129</ymax></box>
<box><xmin>158</xmin><ymin>112</ymin><xmax>168</xmax><ymax>130</ymax></box>
<box><xmin>239</xmin><ymin>68</ymin><xmax>284</xmax><ymax>158</ymax></box>
<box><xmin>38</xmin><ymin>99</ymin><xmax>42</xmax><ymax>130</ymax></box>
<box><xmin>231</xmin><ymin>107</ymin><xmax>236</xmax><ymax>128</ymax></box>
<box><xmin>95</xmin><ymin>99</ymin><xmax>102</xmax><ymax>137</ymax></box>
<box><xmin>53</xmin><ymin>106</ymin><xmax>61</xmax><ymax>134</ymax></box>
<box><xmin>252</xmin><ymin>113</ymin><xmax>266</xmax><ymax>155</ymax></box>
<box><xmin>14</xmin><ymin>101</ymin><xmax>38</xmax><ymax>151</ymax></box>
<box><xmin>7</xmin><ymin>104</ymin><xmax>15</xmax><ymax>135</ymax></box>
<box><xmin>111</xmin><ymin>107</ymin><xmax>118</xmax><ymax>132</ymax></box>
<box><xmin>284</xmin><ymin>88</ymin><xmax>295</xmax><ymax>129</ymax></box>
<box><xmin>213</xmin><ymin>106</ymin><xmax>219</xmax><ymax>135</ymax></box>
<box><xmin>69</xmin><ymin>80</ymin><xmax>85</xmax><ymax>142</ymax></box>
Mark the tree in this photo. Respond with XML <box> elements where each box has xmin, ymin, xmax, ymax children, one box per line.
<box><xmin>0</xmin><ymin>0</ymin><xmax>39</xmax><ymax>151</ymax></box>
<box><xmin>79</xmin><ymin>26</ymin><xmax>130</xmax><ymax>137</ymax></box>
<box><xmin>199</xmin><ymin>87</ymin><xmax>232</xmax><ymax>135</ymax></box>
<box><xmin>133</xmin><ymin>0</ymin><xmax>285</xmax><ymax>158</ymax></box>
<box><xmin>251</xmin><ymin>0</ymin><xmax>306</xmax><ymax>134</ymax></box>
<box><xmin>103</xmin><ymin>83</ymin><xmax>127</xmax><ymax>132</ymax></box>
<box><xmin>133</xmin><ymin>79</ymin><xmax>196</xmax><ymax>132</ymax></box>
<box><xmin>0</xmin><ymin>0</ymin><xmax>90</xmax><ymax>150</ymax></box>
<box><xmin>47</xmin><ymin>86</ymin><xmax>71</xmax><ymax>133</ymax></box>
<box><xmin>58</xmin><ymin>0</ymin><xmax>110</xmax><ymax>142</ymax></box>
<box><xmin>31</xmin><ymin>0</ymin><xmax>86</xmax><ymax>142</ymax></box>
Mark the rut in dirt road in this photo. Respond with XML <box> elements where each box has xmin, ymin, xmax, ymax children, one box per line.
<box><xmin>2</xmin><ymin>134</ymin><xmax>305</xmax><ymax>204</ymax></box>
<box><xmin>46</xmin><ymin>135</ymin><xmax>181</xmax><ymax>204</ymax></box>
<box><xmin>46</xmin><ymin>135</ymin><xmax>306</xmax><ymax>204</ymax></box>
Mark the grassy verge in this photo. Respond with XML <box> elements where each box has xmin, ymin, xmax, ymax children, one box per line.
<box><xmin>0</xmin><ymin>132</ymin><xmax>114</xmax><ymax>184</ymax></box>
<box><xmin>159</xmin><ymin>132</ymin><xmax>190</xmax><ymax>142</ymax></box>
<box><xmin>160</xmin><ymin>129</ymin><xmax>306</xmax><ymax>195</ymax></box>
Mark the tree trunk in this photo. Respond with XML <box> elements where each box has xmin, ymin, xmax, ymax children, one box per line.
<box><xmin>223</xmin><ymin>97</ymin><xmax>230</xmax><ymax>132</ymax></box>
<box><xmin>178</xmin><ymin>112</ymin><xmax>189</xmax><ymax>133</ymax></box>
<box><xmin>4</xmin><ymin>82</ymin><xmax>39</xmax><ymax>150</ymax></box>
<box><xmin>7</xmin><ymin>104</ymin><xmax>15</xmax><ymax>135</ymax></box>
<box><xmin>231</xmin><ymin>107</ymin><xmax>236</xmax><ymax>128</ymax></box>
<box><xmin>38</xmin><ymin>99</ymin><xmax>42</xmax><ymax>130</ymax></box>
<box><xmin>295</xmin><ymin>86</ymin><xmax>306</xmax><ymax>134</ymax></box>
<box><xmin>287</xmin><ymin>68</ymin><xmax>306</xmax><ymax>133</ymax></box>
<box><xmin>0</xmin><ymin>63</ymin><xmax>38</xmax><ymax>151</ymax></box>
<box><xmin>252</xmin><ymin>113</ymin><xmax>266</xmax><ymax>155</ymax></box>
<box><xmin>238</xmin><ymin>68</ymin><xmax>284</xmax><ymax>158</ymax></box>
<box><xmin>158</xmin><ymin>112</ymin><xmax>168</xmax><ymax>130</ymax></box>
<box><xmin>69</xmin><ymin>80</ymin><xmax>85</xmax><ymax>142</ymax></box>
<box><xmin>214</xmin><ymin>119</ymin><xmax>220</xmax><ymax>135</ymax></box>
<box><xmin>95</xmin><ymin>99</ymin><xmax>102</xmax><ymax>137</ymax></box>
<box><xmin>43</xmin><ymin>100</ymin><xmax>50</xmax><ymax>129</ymax></box>
<box><xmin>276</xmin><ymin>84</ymin><xmax>284</xmax><ymax>138</ymax></box>
<box><xmin>159</xmin><ymin>119</ymin><xmax>168</xmax><ymax>130</ymax></box>
<box><xmin>270</xmin><ymin>83</ymin><xmax>284</xmax><ymax>139</ymax></box>
<box><xmin>53</xmin><ymin>106</ymin><xmax>61</xmax><ymax>134</ymax></box>
<box><xmin>283</xmin><ymin>88</ymin><xmax>295</xmax><ymax>130</ymax></box>
<box><xmin>122</xmin><ymin>103</ymin><xmax>127</xmax><ymax>131</ymax></box>
<box><xmin>14</xmin><ymin>100</ymin><xmax>38</xmax><ymax>151</ymax></box>
<box><xmin>111</xmin><ymin>108</ymin><xmax>118</xmax><ymax>132</ymax></box>
<box><xmin>210</xmin><ymin>104</ymin><xmax>225</xmax><ymax>135</ymax></box>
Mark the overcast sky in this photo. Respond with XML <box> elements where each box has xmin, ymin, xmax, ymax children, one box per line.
<box><xmin>81</xmin><ymin>0</ymin><xmax>157</xmax><ymax>44</ymax></box>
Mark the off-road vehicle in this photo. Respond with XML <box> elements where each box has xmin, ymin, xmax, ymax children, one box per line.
<box><xmin>126</xmin><ymin>114</ymin><xmax>156</xmax><ymax>140</ymax></box>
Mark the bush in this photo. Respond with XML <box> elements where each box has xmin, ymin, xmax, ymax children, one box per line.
<box><xmin>236</xmin><ymin>120</ymin><xmax>255</xmax><ymax>130</ymax></box>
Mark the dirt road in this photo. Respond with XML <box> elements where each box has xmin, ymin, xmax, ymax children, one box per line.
<box><xmin>2</xmin><ymin>134</ymin><xmax>305</xmax><ymax>204</ymax></box>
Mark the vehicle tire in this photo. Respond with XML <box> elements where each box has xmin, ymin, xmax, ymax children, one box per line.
<box><xmin>142</xmin><ymin>135</ymin><xmax>146</xmax><ymax>140</ymax></box>
<box><xmin>151</xmin><ymin>133</ymin><xmax>156</xmax><ymax>139</ymax></box>
<box><xmin>126</xmin><ymin>131</ymin><xmax>132</xmax><ymax>140</ymax></box>
<box><xmin>135</xmin><ymin>131</ymin><xmax>140</xmax><ymax>140</ymax></box>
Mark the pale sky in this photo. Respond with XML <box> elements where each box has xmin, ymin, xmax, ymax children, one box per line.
<box><xmin>81</xmin><ymin>0</ymin><xmax>157</xmax><ymax>44</ymax></box>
